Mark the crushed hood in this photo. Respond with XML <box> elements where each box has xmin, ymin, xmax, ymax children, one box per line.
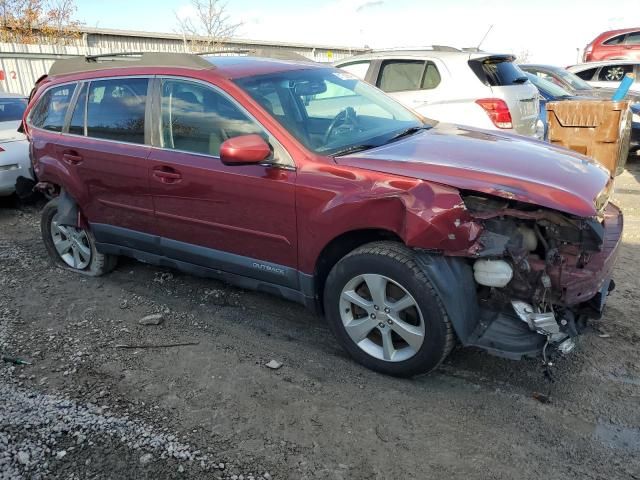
<box><xmin>335</xmin><ymin>123</ymin><xmax>611</xmax><ymax>217</ymax></box>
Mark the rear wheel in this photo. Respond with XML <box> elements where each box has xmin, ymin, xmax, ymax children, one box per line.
<box><xmin>41</xmin><ymin>197</ymin><xmax>117</xmax><ymax>276</ymax></box>
<box><xmin>323</xmin><ymin>241</ymin><xmax>454</xmax><ymax>377</ymax></box>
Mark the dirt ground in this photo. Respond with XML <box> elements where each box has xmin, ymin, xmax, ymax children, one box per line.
<box><xmin>2</xmin><ymin>158</ymin><xmax>640</xmax><ymax>480</ymax></box>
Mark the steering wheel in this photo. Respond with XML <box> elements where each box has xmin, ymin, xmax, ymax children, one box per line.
<box><xmin>324</xmin><ymin>107</ymin><xmax>359</xmax><ymax>144</ymax></box>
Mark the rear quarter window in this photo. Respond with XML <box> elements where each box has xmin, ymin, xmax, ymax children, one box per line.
<box><xmin>468</xmin><ymin>58</ymin><xmax>528</xmax><ymax>86</ymax></box>
<box><xmin>29</xmin><ymin>84</ymin><xmax>76</xmax><ymax>132</ymax></box>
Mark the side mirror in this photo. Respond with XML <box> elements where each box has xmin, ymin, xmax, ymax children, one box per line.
<box><xmin>220</xmin><ymin>134</ymin><xmax>271</xmax><ymax>165</ymax></box>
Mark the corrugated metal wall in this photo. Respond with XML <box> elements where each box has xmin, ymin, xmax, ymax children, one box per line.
<box><xmin>0</xmin><ymin>44</ymin><xmax>121</xmax><ymax>95</ymax></box>
<box><xmin>0</xmin><ymin>31</ymin><xmax>362</xmax><ymax>95</ymax></box>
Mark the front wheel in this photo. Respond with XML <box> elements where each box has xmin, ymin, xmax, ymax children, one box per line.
<box><xmin>41</xmin><ymin>197</ymin><xmax>117</xmax><ymax>276</ymax></box>
<box><xmin>323</xmin><ymin>242</ymin><xmax>454</xmax><ymax>377</ymax></box>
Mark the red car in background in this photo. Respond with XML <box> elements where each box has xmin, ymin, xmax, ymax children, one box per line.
<box><xmin>584</xmin><ymin>28</ymin><xmax>640</xmax><ymax>62</ymax></box>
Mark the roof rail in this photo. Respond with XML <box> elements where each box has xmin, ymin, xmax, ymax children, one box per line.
<box><xmin>365</xmin><ymin>45</ymin><xmax>461</xmax><ymax>53</ymax></box>
<box><xmin>199</xmin><ymin>47</ymin><xmax>313</xmax><ymax>62</ymax></box>
<box><xmin>48</xmin><ymin>52</ymin><xmax>214</xmax><ymax>76</ymax></box>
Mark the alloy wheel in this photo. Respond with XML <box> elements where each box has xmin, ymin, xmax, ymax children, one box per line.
<box><xmin>604</xmin><ymin>66</ymin><xmax>625</xmax><ymax>81</ymax></box>
<box><xmin>339</xmin><ymin>274</ymin><xmax>425</xmax><ymax>362</ymax></box>
<box><xmin>50</xmin><ymin>218</ymin><xmax>92</xmax><ymax>269</ymax></box>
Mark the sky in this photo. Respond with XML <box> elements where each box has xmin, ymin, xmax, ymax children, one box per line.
<box><xmin>75</xmin><ymin>0</ymin><xmax>640</xmax><ymax>66</ymax></box>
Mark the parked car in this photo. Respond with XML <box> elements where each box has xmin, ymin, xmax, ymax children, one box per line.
<box><xmin>520</xmin><ymin>64</ymin><xmax>640</xmax><ymax>103</ymax></box>
<box><xmin>526</xmin><ymin>72</ymin><xmax>640</xmax><ymax>154</ymax></box>
<box><xmin>583</xmin><ymin>28</ymin><xmax>640</xmax><ymax>62</ymax></box>
<box><xmin>0</xmin><ymin>92</ymin><xmax>31</xmax><ymax>196</ymax></box>
<box><xmin>567</xmin><ymin>61</ymin><xmax>640</xmax><ymax>92</ymax></box>
<box><xmin>334</xmin><ymin>47</ymin><xmax>543</xmax><ymax>139</ymax></box>
<box><xmin>24</xmin><ymin>53</ymin><xmax>621</xmax><ymax>377</ymax></box>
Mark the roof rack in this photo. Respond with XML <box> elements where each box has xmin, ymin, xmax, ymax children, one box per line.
<box><xmin>366</xmin><ymin>45</ymin><xmax>461</xmax><ymax>53</ymax></box>
<box><xmin>48</xmin><ymin>52</ymin><xmax>214</xmax><ymax>76</ymax></box>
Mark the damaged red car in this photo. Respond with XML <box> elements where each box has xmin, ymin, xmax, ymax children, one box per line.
<box><xmin>24</xmin><ymin>53</ymin><xmax>622</xmax><ymax>377</ymax></box>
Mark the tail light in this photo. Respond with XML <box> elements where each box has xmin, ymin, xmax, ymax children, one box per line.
<box><xmin>0</xmin><ymin>146</ymin><xmax>5</xmax><ymax>152</ymax></box>
<box><xmin>584</xmin><ymin>43</ymin><xmax>593</xmax><ymax>62</ymax></box>
<box><xmin>475</xmin><ymin>98</ymin><xmax>513</xmax><ymax>129</ymax></box>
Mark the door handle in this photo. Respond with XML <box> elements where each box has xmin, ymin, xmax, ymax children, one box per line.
<box><xmin>152</xmin><ymin>166</ymin><xmax>182</xmax><ymax>183</ymax></box>
<box><xmin>62</xmin><ymin>151</ymin><xmax>83</xmax><ymax>165</ymax></box>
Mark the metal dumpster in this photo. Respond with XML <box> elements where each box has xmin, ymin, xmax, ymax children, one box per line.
<box><xmin>546</xmin><ymin>100</ymin><xmax>632</xmax><ymax>176</ymax></box>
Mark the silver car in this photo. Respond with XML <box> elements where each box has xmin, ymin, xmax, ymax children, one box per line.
<box><xmin>335</xmin><ymin>47</ymin><xmax>542</xmax><ymax>138</ymax></box>
<box><xmin>0</xmin><ymin>92</ymin><xmax>32</xmax><ymax>196</ymax></box>
<box><xmin>567</xmin><ymin>61</ymin><xmax>640</xmax><ymax>93</ymax></box>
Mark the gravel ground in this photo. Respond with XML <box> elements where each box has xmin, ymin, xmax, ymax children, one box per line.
<box><xmin>1</xmin><ymin>159</ymin><xmax>640</xmax><ymax>479</ymax></box>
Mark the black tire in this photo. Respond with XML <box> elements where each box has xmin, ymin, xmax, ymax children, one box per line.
<box><xmin>323</xmin><ymin>241</ymin><xmax>455</xmax><ymax>377</ymax></box>
<box><xmin>41</xmin><ymin>197</ymin><xmax>117</xmax><ymax>276</ymax></box>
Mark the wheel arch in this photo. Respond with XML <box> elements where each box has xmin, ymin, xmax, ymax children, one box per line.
<box><xmin>312</xmin><ymin>228</ymin><xmax>403</xmax><ymax>313</ymax></box>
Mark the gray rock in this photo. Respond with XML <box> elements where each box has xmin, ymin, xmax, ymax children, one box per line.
<box><xmin>138</xmin><ymin>314</ymin><xmax>164</xmax><ymax>326</ymax></box>
<box><xmin>17</xmin><ymin>451</ymin><xmax>29</xmax><ymax>465</ymax></box>
<box><xmin>265</xmin><ymin>360</ymin><xmax>282</xmax><ymax>370</ymax></box>
<box><xmin>139</xmin><ymin>453</ymin><xmax>153</xmax><ymax>465</ymax></box>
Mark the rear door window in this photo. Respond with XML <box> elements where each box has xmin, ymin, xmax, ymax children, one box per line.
<box><xmin>604</xmin><ymin>34</ymin><xmax>626</xmax><ymax>45</ymax></box>
<box><xmin>625</xmin><ymin>32</ymin><xmax>640</xmax><ymax>45</ymax></box>
<box><xmin>377</xmin><ymin>60</ymin><xmax>440</xmax><ymax>92</ymax></box>
<box><xmin>29</xmin><ymin>84</ymin><xmax>76</xmax><ymax>132</ymax></box>
<box><xmin>598</xmin><ymin>64</ymin><xmax>634</xmax><ymax>82</ymax></box>
<box><xmin>86</xmin><ymin>77</ymin><xmax>148</xmax><ymax>144</ymax></box>
<box><xmin>378</xmin><ymin>60</ymin><xmax>424</xmax><ymax>92</ymax></box>
<box><xmin>68</xmin><ymin>83</ymin><xmax>87</xmax><ymax>135</ymax></box>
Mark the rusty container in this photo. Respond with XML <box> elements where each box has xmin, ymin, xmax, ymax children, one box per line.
<box><xmin>546</xmin><ymin>100</ymin><xmax>632</xmax><ymax>176</ymax></box>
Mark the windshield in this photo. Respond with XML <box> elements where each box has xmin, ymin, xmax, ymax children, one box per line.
<box><xmin>234</xmin><ymin>68</ymin><xmax>424</xmax><ymax>155</ymax></box>
<box><xmin>526</xmin><ymin>73</ymin><xmax>573</xmax><ymax>98</ymax></box>
<box><xmin>0</xmin><ymin>97</ymin><xmax>27</xmax><ymax>122</ymax></box>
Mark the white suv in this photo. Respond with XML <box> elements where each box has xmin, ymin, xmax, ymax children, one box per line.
<box><xmin>334</xmin><ymin>47</ymin><xmax>542</xmax><ymax>138</ymax></box>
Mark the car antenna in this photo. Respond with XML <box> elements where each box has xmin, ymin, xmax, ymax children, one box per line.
<box><xmin>476</xmin><ymin>24</ymin><xmax>494</xmax><ymax>51</ymax></box>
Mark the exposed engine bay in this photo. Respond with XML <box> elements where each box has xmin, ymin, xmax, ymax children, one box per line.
<box><xmin>455</xmin><ymin>192</ymin><xmax>622</xmax><ymax>365</ymax></box>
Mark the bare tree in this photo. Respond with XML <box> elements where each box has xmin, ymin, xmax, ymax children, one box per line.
<box><xmin>175</xmin><ymin>0</ymin><xmax>241</xmax><ymax>53</ymax></box>
<box><xmin>0</xmin><ymin>0</ymin><xmax>81</xmax><ymax>44</ymax></box>
<box><xmin>516</xmin><ymin>49</ymin><xmax>531</xmax><ymax>64</ymax></box>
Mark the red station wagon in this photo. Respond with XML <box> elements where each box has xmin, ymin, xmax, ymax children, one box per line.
<box><xmin>23</xmin><ymin>53</ymin><xmax>622</xmax><ymax>377</ymax></box>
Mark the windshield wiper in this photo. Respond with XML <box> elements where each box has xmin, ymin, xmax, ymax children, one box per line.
<box><xmin>385</xmin><ymin>126</ymin><xmax>428</xmax><ymax>144</ymax></box>
<box><xmin>330</xmin><ymin>144</ymin><xmax>377</xmax><ymax>157</ymax></box>
<box><xmin>330</xmin><ymin>126</ymin><xmax>429</xmax><ymax>156</ymax></box>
